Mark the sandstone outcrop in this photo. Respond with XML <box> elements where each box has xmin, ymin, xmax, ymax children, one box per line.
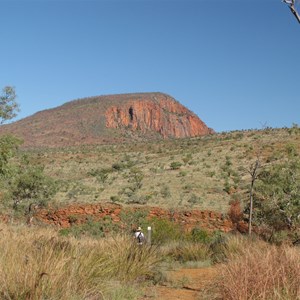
<box><xmin>34</xmin><ymin>203</ymin><xmax>233</xmax><ymax>233</ymax></box>
<box><xmin>105</xmin><ymin>93</ymin><xmax>213</xmax><ymax>138</ymax></box>
<box><xmin>0</xmin><ymin>92</ymin><xmax>214</xmax><ymax>148</ymax></box>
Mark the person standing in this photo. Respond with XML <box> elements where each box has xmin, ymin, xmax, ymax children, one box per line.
<box><xmin>134</xmin><ymin>226</ymin><xmax>145</xmax><ymax>245</ymax></box>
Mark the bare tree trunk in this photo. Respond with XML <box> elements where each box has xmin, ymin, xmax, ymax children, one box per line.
<box><xmin>249</xmin><ymin>178</ymin><xmax>255</xmax><ymax>235</ymax></box>
<box><xmin>248</xmin><ymin>160</ymin><xmax>260</xmax><ymax>235</ymax></box>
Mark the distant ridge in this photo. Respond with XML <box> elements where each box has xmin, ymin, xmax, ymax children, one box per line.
<box><xmin>0</xmin><ymin>92</ymin><xmax>214</xmax><ymax>148</ymax></box>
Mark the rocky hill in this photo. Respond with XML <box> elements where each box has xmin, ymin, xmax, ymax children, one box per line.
<box><xmin>0</xmin><ymin>92</ymin><xmax>214</xmax><ymax>148</ymax></box>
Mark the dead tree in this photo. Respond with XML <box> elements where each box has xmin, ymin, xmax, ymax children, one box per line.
<box><xmin>283</xmin><ymin>0</ymin><xmax>300</xmax><ymax>23</ymax></box>
<box><xmin>246</xmin><ymin>159</ymin><xmax>261</xmax><ymax>235</ymax></box>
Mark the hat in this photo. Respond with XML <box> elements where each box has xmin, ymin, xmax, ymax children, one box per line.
<box><xmin>137</xmin><ymin>226</ymin><xmax>142</xmax><ymax>231</ymax></box>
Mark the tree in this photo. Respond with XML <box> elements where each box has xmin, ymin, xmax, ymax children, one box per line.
<box><xmin>0</xmin><ymin>135</ymin><xmax>22</xmax><ymax>177</ymax></box>
<box><xmin>0</xmin><ymin>86</ymin><xmax>57</xmax><ymax>211</ymax></box>
<box><xmin>246</xmin><ymin>159</ymin><xmax>261</xmax><ymax>235</ymax></box>
<box><xmin>11</xmin><ymin>164</ymin><xmax>57</xmax><ymax>209</ymax></box>
<box><xmin>254</xmin><ymin>157</ymin><xmax>300</xmax><ymax>232</ymax></box>
<box><xmin>283</xmin><ymin>0</ymin><xmax>300</xmax><ymax>24</ymax></box>
<box><xmin>0</xmin><ymin>86</ymin><xmax>19</xmax><ymax>123</ymax></box>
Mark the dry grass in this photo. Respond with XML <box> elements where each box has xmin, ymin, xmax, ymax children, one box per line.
<box><xmin>216</xmin><ymin>237</ymin><xmax>300</xmax><ymax>300</ymax></box>
<box><xmin>1</xmin><ymin>225</ymin><xmax>300</xmax><ymax>300</ymax></box>
<box><xmin>0</xmin><ymin>224</ymin><xmax>161</xmax><ymax>300</ymax></box>
<box><xmin>160</xmin><ymin>240</ymin><xmax>211</xmax><ymax>263</ymax></box>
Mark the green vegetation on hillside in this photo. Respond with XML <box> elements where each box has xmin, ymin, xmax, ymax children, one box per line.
<box><xmin>21</xmin><ymin>126</ymin><xmax>300</xmax><ymax>215</ymax></box>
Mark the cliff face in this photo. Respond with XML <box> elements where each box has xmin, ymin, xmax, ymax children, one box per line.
<box><xmin>105</xmin><ymin>94</ymin><xmax>213</xmax><ymax>138</ymax></box>
<box><xmin>0</xmin><ymin>92</ymin><xmax>214</xmax><ymax>148</ymax></box>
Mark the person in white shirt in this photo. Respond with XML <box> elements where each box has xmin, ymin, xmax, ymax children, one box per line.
<box><xmin>134</xmin><ymin>226</ymin><xmax>145</xmax><ymax>245</ymax></box>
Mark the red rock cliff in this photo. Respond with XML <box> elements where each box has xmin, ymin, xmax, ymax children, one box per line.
<box><xmin>0</xmin><ymin>92</ymin><xmax>214</xmax><ymax>148</ymax></box>
<box><xmin>105</xmin><ymin>93</ymin><xmax>213</xmax><ymax>138</ymax></box>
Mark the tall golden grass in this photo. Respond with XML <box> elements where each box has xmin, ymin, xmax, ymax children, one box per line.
<box><xmin>0</xmin><ymin>224</ymin><xmax>161</xmax><ymax>300</ymax></box>
<box><xmin>160</xmin><ymin>240</ymin><xmax>211</xmax><ymax>263</ymax></box>
<box><xmin>217</xmin><ymin>236</ymin><xmax>300</xmax><ymax>300</ymax></box>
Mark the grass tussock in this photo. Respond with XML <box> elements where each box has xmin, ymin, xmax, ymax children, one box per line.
<box><xmin>0</xmin><ymin>224</ymin><xmax>161</xmax><ymax>300</ymax></box>
<box><xmin>161</xmin><ymin>241</ymin><xmax>211</xmax><ymax>263</ymax></box>
<box><xmin>217</xmin><ymin>238</ymin><xmax>300</xmax><ymax>300</ymax></box>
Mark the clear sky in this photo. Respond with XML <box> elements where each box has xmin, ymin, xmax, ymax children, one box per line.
<box><xmin>1</xmin><ymin>0</ymin><xmax>299</xmax><ymax>132</ymax></box>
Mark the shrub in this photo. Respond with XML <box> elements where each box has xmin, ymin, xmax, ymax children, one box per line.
<box><xmin>189</xmin><ymin>227</ymin><xmax>211</xmax><ymax>243</ymax></box>
<box><xmin>150</xmin><ymin>217</ymin><xmax>183</xmax><ymax>245</ymax></box>
<box><xmin>127</xmin><ymin>167</ymin><xmax>144</xmax><ymax>191</ymax></box>
<box><xmin>187</xmin><ymin>193</ymin><xmax>201</xmax><ymax>205</ymax></box>
<box><xmin>0</xmin><ymin>135</ymin><xmax>22</xmax><ymax>177</ymax></box>
<box><xmin>178</xmin><ymin>170</ymin><xmax>187</xmax><ymax>177</ymax></box>
<box><xmin>160</xmin><ymin>184</ymin><xmax>171</xmax><ymax>198</ymax></box>
<box><xmin>110</xmin><ymin>195</ymin><xmax>120</xmax><ymax>203</ymax></box>
<box><xmin>11</xmin><ymin>165</ymin><xmax>57</xmax><ymax>209</ymax></box>
<box><xmin>253</xmin><ymin>157</ymin><xmax>300</xmax><ymax>233</ymax></box>
<box><xmin>88</xmin><ymin>167</ymin><xmax>111</xmax><ymax>183</ymax></box>
<box><xmin>170</xmin><ymin>161</ymin><xmax>182</xmax><ymax>170</ymax></box>
<box><xmin>126</xmin><ymin>194</ymin><xmax>148</xmax><ymax>205</ymax></box>
<box><xmin>59</xmin><ymin>219</ymin><xmax>106</xmax><ymax>238</ymax></box>
<box><xmin>209</xmin><ymin>232</ymin><xmax>229</xmax><ymax>263</ymax></box>
<box><xmin>223</xmin><ymin>179</ymin><xmax>232</xmax><ymax>194</ymax></box>
<box><xmin>120</xmin><ymin>209</ymin><xmax>149</xmax><ymax>231</ymax></box>
<box><xmin>112</xmin><ymin>162</ymin><xmax>125</xmax><ymax>171</ymax></box>
<box><xmin>182</xmin><ymin>153</ymin><xmax>193</xmax><ymax>164</ymax></box>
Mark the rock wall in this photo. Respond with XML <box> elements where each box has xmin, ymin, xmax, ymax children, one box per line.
<box><xmin>34</xmin><ymin>203</ymin><xmax>233</xmax><ymax>233</ymax></box>
<box><xmin>105</xmin><ymin>94</ymin><xmax>213</xmax><ymax>138</ymax></box>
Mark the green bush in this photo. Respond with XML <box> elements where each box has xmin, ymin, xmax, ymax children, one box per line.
<box><xmin>0</xmin><ymin>135</ymin><xmax>22</xmax><ymax>177</ymax></box>
<box><xmin>189</xmin><ymin>227</ymin><xmax>211</xmax><ymax>243</ymax></box>
<box><xmin>11</xmin><ymin>165</ymin><xmax>57</xmax><ymax>209</ymax></box>
<box><xmin>187</xmin><ymin>193</ymin><xmax>201</xmax><ymax>205</ymax></box>
<box><xmin>209</xmin><ymin>232</ymin><xmax>228</xmax><ymax>263</ymax></box>
<box><xmin>253</xmin><ymin>157</ymin><xmax>300</xmax><ymax>233</ymax></box>
<box><xmin>59</xmin><ymin>217</ymin><xmax>120</xmax><ymax>239</ymax></box>
<box><xmin>88</xmin><ymin>167</ymin><xmax>112</xmax><ymax>183</ymax></box>
<box><xmin>150</xmin><ymin>217</ymin><xmax>183</xmax><ymax>244</ymax></box>
<box><xmin>170</xmin><ymin>161</ymin><xmax>182</xmax><ymax>170</ymax></box>
<box><xmin>112</xmin><ymin>162</ymin><xmax>125</xmax><ymax>171</ymax></box>
<box><xmin>120</xmin><ymin>209</ymin><xmax>149</xmax><ymax>231</ymax></box>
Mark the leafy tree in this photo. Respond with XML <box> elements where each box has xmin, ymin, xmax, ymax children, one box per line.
<box><xmin>254</xmin><ymin>157</ymin><xmax>300</xmax><ymax>231</ymax></box>
<box><xmin>0</xmin><ymin>86</ymin><xmax>57</xmax><ymax>211</ymax></box>
<box><xmin>0</xmin><ymin>86</ymin><xmax>19</xmax><ymax>123</ymax></box>
<box><xmin>11</xmin><ymin>164</ymin><xmax>57</xmax><ymax>209</ymax></box>
<box><xmin>0</xmin><ymin>86</ymin><xmax>21</xmax><ymax>176</ymax></box>
<box><xmin>0</xmin><ymin>135</ymin><xmax>22</xmax><ymax>177</ymax></box>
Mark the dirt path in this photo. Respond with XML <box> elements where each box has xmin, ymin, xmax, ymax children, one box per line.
<box><xmin>140</xmin><ymin>266</ymin><xmax>221</xmax><ymax>300</ymax></box>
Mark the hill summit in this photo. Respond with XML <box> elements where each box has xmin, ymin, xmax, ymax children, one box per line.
<box><xmin>0</xmin><ymin>92</ymin><xmax>214</xmax><ymax>148</ymax></box>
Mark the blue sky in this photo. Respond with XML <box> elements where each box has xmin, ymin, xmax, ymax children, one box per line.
<box><xmin>1</xmin><ymin>0</ymin><xmax>299</xmax><ymax>132</ymax></box>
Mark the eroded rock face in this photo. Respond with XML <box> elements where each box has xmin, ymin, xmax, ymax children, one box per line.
<box><xmin>105</xmin><ymin>94</ymin><xmax>213</xmax><ymax>138</ymax></box>
<box><xmin>0</xmin><ymin>92</ymin><xmax>214</xmax><ymax>148</ymax></box>
<box><xmin>34</xmin><ymin>203</ymin><xmax>233</xmax><ymax>232</ymax></box>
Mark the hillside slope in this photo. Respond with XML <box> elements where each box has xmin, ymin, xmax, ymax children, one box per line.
<box><xmin>21</xmin><ymin>127</ymin><xmax>300</xmax><ymax>215</ymax></box>
<box><xmin>0</xmin><ymin>92</ymin><xmax>213</xmax><ymax>148</ymax></box>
